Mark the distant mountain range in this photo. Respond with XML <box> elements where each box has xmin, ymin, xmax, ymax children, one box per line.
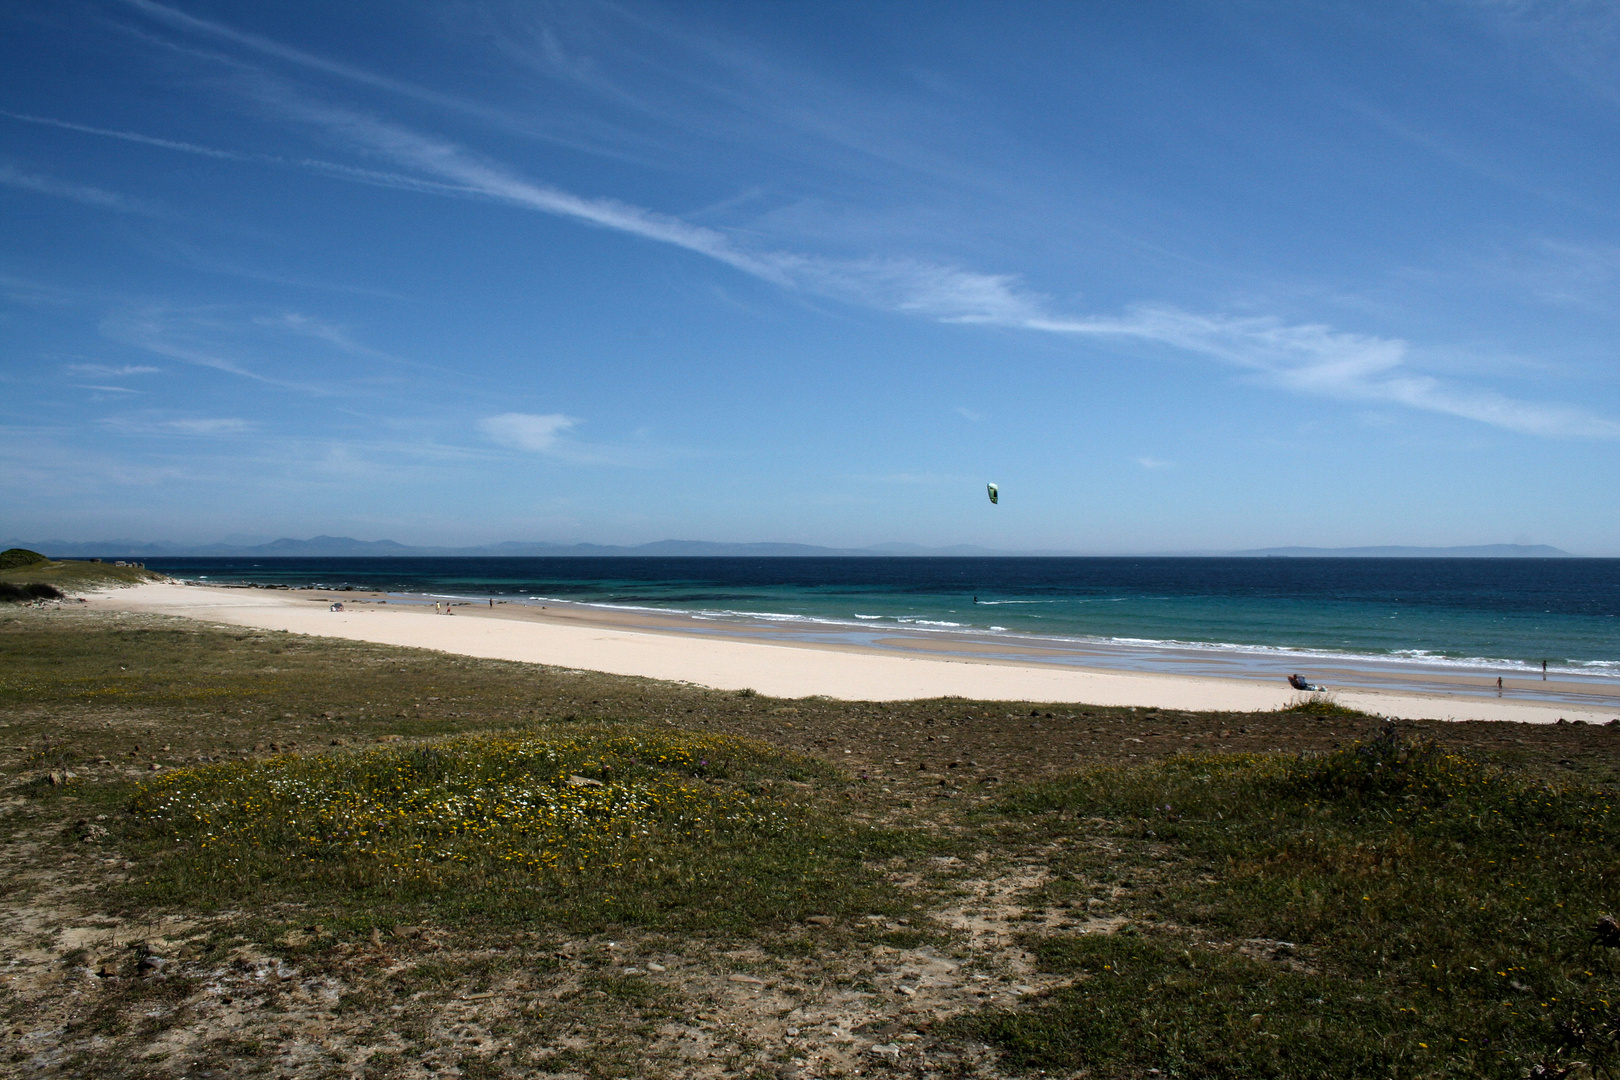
<box><xmin>6</xmin><ymin>536</ymin><xmax>1059</xmax><ymax>558</ymax></box>
<box><xmin>4</xmin><ymin>536</ymin><xmax>1579</xmax><ymax>558</ymax></box>
<box><xmin>1229</xmin><ymin>544</ymin><xmax>1574</xmax><ymax>558</ymax></box>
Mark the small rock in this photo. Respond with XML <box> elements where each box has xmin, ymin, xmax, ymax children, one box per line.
<box><xmin>568</xmin><ymin>775</ymin><xmax>605</xmax><ymax>788</ymax></box>
<box><xmin>868</xmin><ymin>1043</ymin><xmax>902</xmax><ymax>1063</ymax></box>
<box><xmin>895</xmin><ymin>984</ymin><xmax>916</xmax><ymax>996</ymax></box>
<box><xmin>646</xmin><ymin>962</ymin><xmax>666</xmax><ymax>972</ymax></box>
<box><xmin>804</xmin><ymin>915</ymin><xmax>834</xmax><ymax>926</ymax></box>
<box><xmin>728</xmin><ymin>974</ymin><xmax>766</xmax><ymax>986</ymax></box>
<box><xmin>136</xmin><ymin>955</ymin><xmax>167</xmax><ymax>976</ymax></box>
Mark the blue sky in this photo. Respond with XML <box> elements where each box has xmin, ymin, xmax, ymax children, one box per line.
<box><xmin>2</xmin><ymin>1</ymin><xmax>1617</xmax><ymax>553</ymax></box>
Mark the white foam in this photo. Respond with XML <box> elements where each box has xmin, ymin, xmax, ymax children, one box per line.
<box><xmin>162</xmin><ymin>572</ymin><xmax>1618</xmax><ymax>680</ymax></box>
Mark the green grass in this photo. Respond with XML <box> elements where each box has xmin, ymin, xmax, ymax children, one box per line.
<box><xmin>0</xmin><ymin>548</ymin><xmax>48</xmax><ymax>570</ymax></box>
<box><xmin>121</xmin><ymin>726</ymin><xmax>914</xmax><ymax>934</ymax></box>
<box><xmin>963</xmin><ymin>726</ymin><xmax>1620</xmax><ymax>1078</ymax></box>
<box><xmin>10</xmin><ymin>611</ymin><xmax>1620</xmax><ymax>1077</ymax></box>
<box><xmin>1277</xmin><ymin>693</ymin><xmax>1379</xmax><ymax>719</ymax></box>
<box><xmin>0</xmin><ymin>556</ymin><xmax>160</xmax><ymax>591</ymax></box>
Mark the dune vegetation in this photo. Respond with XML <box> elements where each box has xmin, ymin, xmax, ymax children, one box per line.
<box><xmin>124</xmin><ymin>728</ymin><xmax>907</xmax><ymax>934</ymax></box>
<box><xmin>0</xmin><ymin>548</ymin><xmax>163</xmax><ymax>595</ymax></box>
<box><xmin>966</xmin><ymin>728</ymin><xmax>1620</xmax><ymax>1077</ymax></box>
<box><xmin>2</xmin><ymin>606</ymin><xmax>1617</xmax><ymax>1078</ymax></box>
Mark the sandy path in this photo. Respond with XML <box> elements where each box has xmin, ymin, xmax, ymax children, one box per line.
<box><xmin>88</xmin><ymin>582</ymin><xmax>1616</xmax><ymax>724</ymax></box>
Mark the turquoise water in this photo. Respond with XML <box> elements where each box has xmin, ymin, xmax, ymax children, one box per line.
<box><xmin>146</xmin><ymin>556</ymin><xmax>1620</xmax><ymax>679</ymax></box>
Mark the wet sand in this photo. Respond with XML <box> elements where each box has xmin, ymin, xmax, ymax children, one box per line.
<box><xmin>89</xmin><ymin>581</ymin><xmax>1620</xmax><ymax>724</ymax></box>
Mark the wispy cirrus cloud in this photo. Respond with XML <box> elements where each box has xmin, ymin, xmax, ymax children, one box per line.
<box><xmin>160</xmin><ymin>417</ymin><xmax>253</xmax><ymax>435</ymax></box>
<box><xmin>72</xmin><ymin>384</ymin><xmax>143</xmax><ymax>396</ymax></box>
<box><xmin>1020</xmin><ymin>306</ymin><xmax>1620</xmax><ymax>440</ymax></box>
<box><xmin>64</xmin><ymin>363</ymin><xmax>161</xmax><ymax>377</ymax></box>
<box><xmin>267</xmin><ymin>94</ymin><xmax>793</xmax><ymax>284</ymax></box>
<box><xmin>246</xmin><ymin>93</ymin><xmax>1620</xmax><ymax>440</ymax></box>
<box><xmin>103</xmin><ymin>305</ymin><xmax>452</xmax><ymax>396</ymax></box>
<box><xmin>1</xmin><ymin>110</ymin><xmax>250</xmax><ymax>160</ymax></box>
<box><xmin>109</xmin><ymin>307</ymin><xmax>316</xmax><ymax>391</ymax></box>
<box><xmin>117</xmin><ymin>0</ymin><xmax>545</xmax><ymax>137</ymax></box>
<box><xmin>95</xmin><ymin>1</ymin><xmax>1620</xmax><ymax>442</ymax></box>
<box><xmin>101</xmin><ymin>415</ymin><xmax>255</xmax><ymax>436</ymax></box>
<box><xmin>0</xmin><ymin>162</ymin><xmax>142</xmax><ymax>211</ymax></box>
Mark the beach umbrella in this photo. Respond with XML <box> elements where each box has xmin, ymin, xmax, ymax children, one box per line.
<box><xmin>987</xmin><ymin>483</ymin><xmax>999</xmax><ymax>505</ymax></box>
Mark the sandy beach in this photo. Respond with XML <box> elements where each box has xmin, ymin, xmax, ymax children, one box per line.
<box><xmin>85</xmin><ymin>581</ymin><xmax>1619</xmax><ymax>724</ymax></box>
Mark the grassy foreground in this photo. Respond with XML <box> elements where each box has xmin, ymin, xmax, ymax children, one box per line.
<box><xmin>965</xmin><ymin>728</ymin><xmax>1620</xmax><ymax>1078</ymax></box>
<box><xmin>125</xmin><ymin>728</ymin><xmax>904</xmax><ymax>934</ymax></box>
<box><xmin>2</xmin><ymin>605</ymin><xmax>1618</xmax><ymax>1078</ymax></box>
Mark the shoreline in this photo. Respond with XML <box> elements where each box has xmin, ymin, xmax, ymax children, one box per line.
<box><xmin>86</xmin><ymin>581</ymin><xmax>1620</xmax><ymax>724</ymax></box>
<box><xmin>170</xmin><ymin>579</ymin><xmax>1620</xmax><ymax>709</ymax></box>
<box><xmin>160</xmin><ymin>569</ymin><xmax>1620</xmax><ymax>690</ymax></box>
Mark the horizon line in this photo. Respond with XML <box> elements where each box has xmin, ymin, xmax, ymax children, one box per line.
<box><xmin>4</xmin><ymin>537</ymin><xmax>1587</xmax><ymax>558</ymax></box>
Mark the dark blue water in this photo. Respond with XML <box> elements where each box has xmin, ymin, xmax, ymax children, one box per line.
<box><xmin>142</xmin><ymin>557</ymin><xmax>1620</xmax><ymax>675</ymax></box>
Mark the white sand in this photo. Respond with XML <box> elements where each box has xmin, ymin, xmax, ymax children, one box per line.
<box><xmin>89</xmin><ymin>582</ymin><xmax>1616</xmax><ymax>725</ymax></box>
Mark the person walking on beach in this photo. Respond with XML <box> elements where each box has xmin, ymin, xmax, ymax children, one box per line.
<box><xmin>1497</xmin><ymin>676</ymin><xmax>1503</xmax><ymax>695</ymax></box>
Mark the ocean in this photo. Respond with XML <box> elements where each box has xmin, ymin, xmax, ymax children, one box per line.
<box><xmin>141</xmin><ymin>557</ymin><xmax>1619</xmax><ymax>684</ymax></box>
